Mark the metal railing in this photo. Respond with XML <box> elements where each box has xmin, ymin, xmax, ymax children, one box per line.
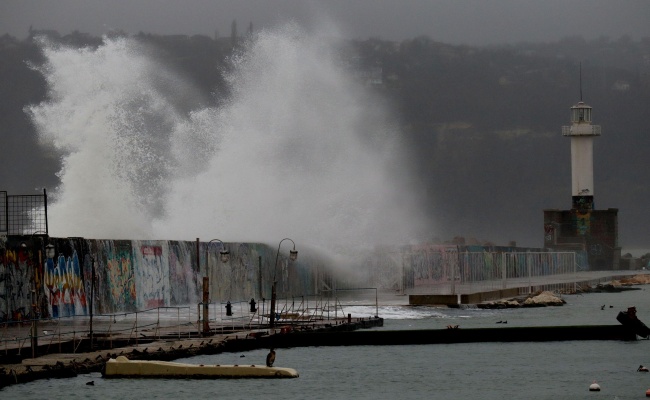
<box><xmin>411</xmin><ymin>251</ymin><xmax>579</xmax><ymax>295</ymax></box>
<box><xmin>0</xmin><ymin>190</ymin><xmax>48</xmax><ymax>235</ymax></box>
<box><xmin>1</xmin><ymin>306</ymin><xmax>193</xmax><ymax>357</ymax></box>
<box><xmin>195</xmin><ymin>289</ymin><xmax>380</xmax><ymax>336</ymax></box>
<box><xmin>561</xmin><ymin>125</ymin><xmax>601</xmax><ymax>136</ymax></box>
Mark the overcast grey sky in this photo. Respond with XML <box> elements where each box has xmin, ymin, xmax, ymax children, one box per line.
<box><xmin>2</xmin><ymin>0</ymin><xmax>649</xmax><ymax>45</ymax></box>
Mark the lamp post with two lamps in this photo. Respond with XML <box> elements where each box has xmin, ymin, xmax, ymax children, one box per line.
<box><xmin>202</xmin><ymin>239</ymin><xmax>230</xmax><ymax>336</ymax></box>
<box><xmin>269</xmin><ymin>238</ymin><xmax>298</xmax><ymax>329</ymax></box>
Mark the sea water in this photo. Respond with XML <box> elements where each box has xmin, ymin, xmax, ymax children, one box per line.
<box><xmin>28</xmin><ymin>24</ymin><xmax>427</xmax><ymax>250</ymax></box>
<box><xmin>6</xmin><ymin>289</ymin><xmax>650</xmax><ymax>399</ymax></box>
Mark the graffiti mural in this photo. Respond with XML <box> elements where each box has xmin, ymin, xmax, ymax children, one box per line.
<box><xmin>575</xmin><ymin>211</ymin><xmax>591</xmax><ymax>236</ymax></box>
<box><xmin>44</xmin><ymin>250</ymin><xmax>87</xmax><ymax>318</ymax></box>
<box><xmin>0</xmin><ymin>248</ymin><xmax>33</xmax><ymax>321</ymax></box>
<box><xmin>134</xmin><ymin>242</ymin><xmax>170</xmax><ymax>309</ymax></box>
<box><xmin>1</xmin><ymin>238</ymin><xmax>287</xmax><ymax>320</ymax></box>
<box><xmin>101</xmin><ymin>240</ymin><xmax>136</xmax><ymax>313</ymax></box>
<box><xmin>168</xmin><ymin>241</ymin><xmax>199</xmax><ymax>305</ymax></box>
<box><xmin>408</xmin><ymin>244</ymin><xmax>459</xmax><ymax>287</ymax></box>
<box><xmin>237</xmin><ymin>243</ymin><xmax>255</xmax><ymax>299</ymax></box>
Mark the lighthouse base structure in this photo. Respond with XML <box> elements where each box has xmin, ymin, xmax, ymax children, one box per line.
<box><xmin>543</xmin><ymin>208</ymin><xmax>620</xmax><ymax>270</ymax></box>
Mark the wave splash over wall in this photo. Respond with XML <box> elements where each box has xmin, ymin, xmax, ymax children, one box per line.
<box><xmin>28</xmin><ymin>24</ymin><xmax>428</xmax><ymax>252</ymax></box>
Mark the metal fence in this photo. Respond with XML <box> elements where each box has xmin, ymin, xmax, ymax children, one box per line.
<box><xmin>1</xmin><ymin>292</ymin><xmax>372</xmax><ymax>357</ymax></box>
<box><xmin>0</xmin><ymin>190</ymin><xmax>48</xmax><ymax>235</ymax></box>
<box><xmin>0</xmin><ymin>191</ymin><xmax>6</xmax><ymax>234</ymax></box>
<box><xmin>409</xmin><ymin>251</ymin><xmax>579</xmax><ymax>295</ymax></box>
<box><xmin>1</xmin><ymin>306</ymin><xmax>194</xmax><ymax>357</ymax></box>
<box><xmin>202</xmin><ymin>290</ymin><xmax>375</xmax><ymax>332</ymax></box>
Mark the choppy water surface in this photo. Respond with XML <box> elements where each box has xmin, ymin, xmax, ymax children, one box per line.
<box><xmin>6</xmin><ymin>289</ymin><xmax>650</xmax><ymax>399</ymax></box>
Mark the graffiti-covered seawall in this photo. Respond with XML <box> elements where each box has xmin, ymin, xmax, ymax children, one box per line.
<box><xmin>0</xmin><ymin>237</ymin><xmax>321</xmax><ymax>322</ymax></box>
<box><xmin>1</xmin><ymin>235</ymin><xmax>593</xmax><ymax>322</ymax></box>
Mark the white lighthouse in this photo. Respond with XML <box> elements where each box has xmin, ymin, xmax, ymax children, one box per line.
<box><xmin>561</xmin><ymin>100</ymin><xmax>601</xmax><ymax>211</ymax></box>
<box><xmin>544</xmin><ymin>91</ymin><xmax>619</xmax><ymax>270</ymax></box>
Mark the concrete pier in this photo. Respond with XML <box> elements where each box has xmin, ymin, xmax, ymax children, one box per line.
<box><xmin>0</xmin><ymin>317</ymin><xmax>382</xmax><ymax>389</ymax></box>
<box><xmin>259</xmin><ymin>325</ymin><xmax>636</xmax><ymax>348</ymax></box>
<box><xmin>1</xmin><ymin>315</ymin><xmax>642</xmax><ymax>390</ymax></box>
<box><xmin>409</xmin><ymin>271</ymin><xmax>649</xmax><ymax>305</ymax></box>
<box><xmin>2</xmin><ymin>271</ymin><xmax>648</xmax><ymax>389</ymax></box>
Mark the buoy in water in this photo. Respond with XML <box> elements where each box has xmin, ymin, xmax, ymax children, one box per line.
<box><xmin>646</xmin><ymin>388</ymin><xmax>650</xmax><ymax>397</ymax></box>
<box><xmin>589</xmin><ymin>381</ymin><xmax>600</xmax><ymax>391</ymax></box>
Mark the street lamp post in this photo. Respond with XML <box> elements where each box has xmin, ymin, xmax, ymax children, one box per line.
<box><xmin>27</xmin><ymin>231</ymin><xmax>48</xmax><ymax>358</ymax></box>
<box><xmin>89</xmin><ymin>254</ymin><xmax>95</xmax><ymax>349</ymax></box>
<box><xmin>0</xmin><ymin>243</ymin><xmax>6</xmax><ymax>321</ymax></box>
<box><xmin>270</xmin><ymin>238</ymin><xmax>298</xmax><ymax>329</ymax></box>
<box><xmin>202</xmin><ymin>239</ymin><xmax>230</xmax><ymax>336</ymax></box>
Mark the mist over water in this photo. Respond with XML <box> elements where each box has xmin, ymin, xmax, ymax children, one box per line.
<box><xmin>28</xmin><ymin>24</ymin><xmax>429</xmax><ymax>251</ymax></box>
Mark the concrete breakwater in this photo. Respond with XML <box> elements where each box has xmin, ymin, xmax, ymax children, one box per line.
<box><xmin>410</xmin><ymin>273</ymin><xmax>650</xmax><ymax>306</ymax></box>
<box><xmin>263</xmin><ymin>325</ymin><xmax>636</xmax><ymax>348</ymax></box>
<box><xmin>0</xmin><ymin>317</ymin><xmax>383</xmax><ymax>389</ymax></box>
<box><xmin>2</xmin><ymin>317</ymin><xmax>642</xmax><ymax>389</ymax></box>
